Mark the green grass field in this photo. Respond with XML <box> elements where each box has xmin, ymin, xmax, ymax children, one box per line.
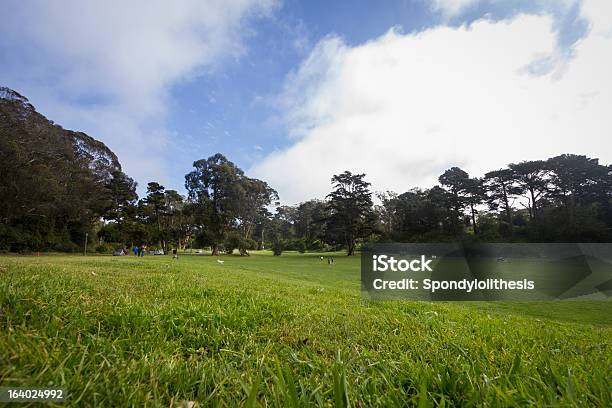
<box><xmin>1</xmin><ymin>252</ymin><xmax>610</xmax><ymax>407</ymax></box>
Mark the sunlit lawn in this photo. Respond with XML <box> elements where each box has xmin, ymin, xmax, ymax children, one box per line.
<box><xmin>1</xmin><ymin>252</ymin><xmax>610</xmax><ymax>406</ymax></box>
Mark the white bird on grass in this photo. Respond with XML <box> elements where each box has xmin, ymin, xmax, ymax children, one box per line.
<box><xmin>217</xmin><ymin>259</ymin><xmax>225</xmax><ymax>264</ymax></box>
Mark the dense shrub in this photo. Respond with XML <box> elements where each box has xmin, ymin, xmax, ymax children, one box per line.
<box><xmin>95</xmin><ymin>243</ymin><xmax>115</xmax><ymax>254</ymax></box>
<box><xmin>297</xmin><ymin>240</ymin><xmax>306</xmax><ymax>253</ymax></box>
<box><xmin>307</xmin><ymin>239</ymin><xmax>326</xmax><ymax>251</ymax></box>
<box><xmin>225</xmin><ymin>233</ymin><xmax>257</xmax><ymax>255</ymax></box>
<box><xmin>272</xmin><ymin>240</ymin><xmax>283</xmax><ymax>256</ymax></box>
<box><xmin>53</xmin><ymin>241</ymin><xmax>80</xmax><ymax>253</ymax></box>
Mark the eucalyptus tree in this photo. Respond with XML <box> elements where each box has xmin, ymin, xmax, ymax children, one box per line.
<box><xmin>0</xmin><ymin>86</ymin><xmax>125</xmax><ymax>251</ymax></box>
<box><xmin>185</xmin><ymin>153</ymin><xmax>278</xmax><ymax>255</ymax></box>
<box><xmin>234</xmin><ymin>177</ymin><xmax>278</xmax><ymax>255</ymax></box>
<box><xmin>293</xmin><ymin>200</ymin><xmax>329</xmax><ymax>249</ymax></box>
<box><xmin>185</xmin><ymin>154</ymin><xmax>244</xmax><ymax>255</ymax></box>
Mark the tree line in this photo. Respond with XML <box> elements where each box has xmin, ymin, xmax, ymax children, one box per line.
<box><xmin>377</xmin><ymin>156</ymin><xmax>612</xmax><ymax>244</ymax></box>
<box><xmin>1</xmin><ymin>87</ymin><xmax>611</xmax><ymax>254</ymax></box>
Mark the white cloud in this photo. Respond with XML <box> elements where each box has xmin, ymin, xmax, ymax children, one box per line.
<box><xmin>252</xmin><ymin>0</ymin><xmax>612</xmax><ymax>204</ymax></box>
<box><xmin>0</xmin><ymin>0</ymin><xmax>276</xmax><ymax>189</ymax></box>
<box><xmin>430</xmin><ymin>0</ymin><xmax>478</xmax><ymax>17</ymax></box>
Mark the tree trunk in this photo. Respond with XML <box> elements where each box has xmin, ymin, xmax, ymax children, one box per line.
<box><xmin>260</xmin><ymin>228</ymin><xmax>265</xmax><ymax>250</ymax></box>
<box><xmin>567</xmin><ymin>193</ymin><xmax>575</xmax><ymax>229</ymax></box>
<box><xmin>529</xmin><ymin>187</ymin><xmax>537</xmax><ymax>220</ymax></box>
<box><xmin>502</xmin><ymin>184</ymin><xmax>513</xmax><ymax>236</ymax></box>
<box><xmin>451</xmin><ymin>195</ymin><xmax>461</xmax><ymax>235</ymax></box>
<box><xmin>347</xmin><ymin>239</ymin><xmax>355</xmax><ymax>256</ymax></box>
<box><xmin>211</xmin><ymin>244</ymin><xmax>219</xmax><ymax>256</ymax></box>
<box><xmin>470</xmin><ymin>202</ymin><xmax>477</xmax><ymax>234</ymax></box>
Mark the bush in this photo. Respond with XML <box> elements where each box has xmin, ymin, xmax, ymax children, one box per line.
<box><xmin>225</xmin><ymin>233</ymin><xmax>258</xmax><ymax>255</ymax></box>
<box><xmin>53</xmin><ymin>241</ymin><xmax>80</xmax><ymax>253</ymax></box>
<box><xmin>307</xmin><ymin>239</ymin><xmax>325</xmax><ymax>251</ymax></box>
<box><xmin>272</xmin><ymin>240</ymin><xmax>283</xmax><ymax>256</ymax></box>
<box><xmin>224</xmin><ymin>233</ymin><xmax>240</xmax><ymax>254</ymax></box>
<box><xmin>297</xmin><ymin>240</ymin><xmax>306</xmax><ymax>253</ymax></box>
<box><xmin>238</xmin><ymin>238</ymin><xmax>257</xmax><ymax>256</ymax></box>
<box><xmin>95</xmin><ymin>243</ymin><xmax>115</xmax><ymax>254</ymax></box>
<box><xmin>243</xmin><ymin>238</ymin><xmax>257</xmax><ymax>251</ymax></box>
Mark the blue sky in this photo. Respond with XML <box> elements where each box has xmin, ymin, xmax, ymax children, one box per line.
<box><xmin>164</xmin><ymin>1</ymin><xmax>433</xmax><ymax>179</ymax></box>
<box><xmin>1</xmin><ymin>0</ymin><xmax>610</xmax><ymax>203</ymax></box>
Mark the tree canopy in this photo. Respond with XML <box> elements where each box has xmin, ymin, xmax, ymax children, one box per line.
<box><xmin>325</xmin><ymin>171</ymin><xmax>376</xmax><ymax>256</ymax></box>
<box><xmin>185</xmin><ymin>153</ymin><xmax>278</xmax><ymax>255</ymax></box>
<box><xmin>2</xmin><ymin>87</ymin><xmax>611</xmax><ymax>255</ymax></box>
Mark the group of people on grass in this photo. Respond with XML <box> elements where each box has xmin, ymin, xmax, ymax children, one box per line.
<box><xmin>114</xmin><ymin>245</ymin><xmax>181</xmax><ymax>258</ymax></box>
<box><xmin>131</xmin><ymin>245</ymin><xmax>147</xmax><ymax>257</ymax></box>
